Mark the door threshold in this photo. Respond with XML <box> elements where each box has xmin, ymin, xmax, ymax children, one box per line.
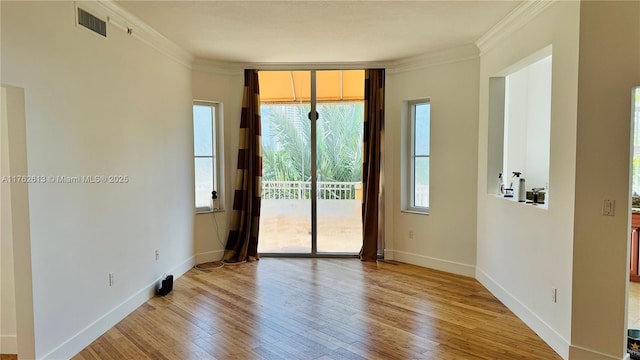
<box><xmin>259</xmin><ymin>253</ymin><xmax>359</xmax><ymax>258</ymax></box>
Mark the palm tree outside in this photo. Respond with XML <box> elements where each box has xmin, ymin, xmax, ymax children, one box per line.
<box><xmin>261</xmin><ymin>102</ymin><xmax>363</xmax><ymax>199</ymax></box>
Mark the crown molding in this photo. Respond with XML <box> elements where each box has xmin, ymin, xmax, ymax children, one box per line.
<box><xmin>192</xmin><ymin>58</ymin><xmax>381</xmax><ymax>75</ymax></box>
<box><xmin>192</xmin><ymin>58</ymin><xmax>392</xmax><ymax>75</ymax></box>
<box><xmin>252</xmin><ymin>61</ymin><xmax>390</xmax><ymax>71</ymax></box>
<box><xmin>193</xmin><ymin>46</ymin><xmax>478</xmax><ymax>76</ymax></box>
<box><xmin>475</xmin><ymin>0</ymin><xmax>557</xmax><ymax>55</ymax></box>
<box><xmin>386</xmin><ymin>44</ymin><xmax>479</xmax><ymax>74</ymax></box>
<box><xmin>192</xmin><ymin>58</ymin><xmax>244</xmax><ymax>76</ymax></box>
<box><xmin>77</xmin><ymin>1</ymin><xmax>194</xmax><ymax>68</ymax></box>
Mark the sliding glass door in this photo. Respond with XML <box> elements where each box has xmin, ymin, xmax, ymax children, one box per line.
<box><xmin>258</xmin><ymin>70</ymin><xmax>364</xmax><ymax>255</ymax></box>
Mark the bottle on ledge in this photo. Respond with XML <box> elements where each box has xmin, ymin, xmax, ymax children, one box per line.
<box><xmin>512</xmin><ymin>172</ymin><xmax>526</xmax><ymax>202</ymax></box>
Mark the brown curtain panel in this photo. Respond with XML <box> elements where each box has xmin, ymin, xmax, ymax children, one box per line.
<box><xmin>223</xmin><ymin>69</ymin><xmax>262</xmax><ymax>263</ymax></box>
<box><xmin>360</xmin><ymin>69</ymin><xmax>385</xmax><ymax>261</ymax></box>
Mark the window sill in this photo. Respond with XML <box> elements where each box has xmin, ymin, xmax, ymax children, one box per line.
<box><xmin>490</xmin><ymin>194</ymin><xmax>548</xmax><ymax>210</ymax></box>
<box><xmin>401</xmin><ymin>209</ymin><xmax>430</xmax><ymax>216</ymax></box>
<box><xmin>195</xmin><ymin>208</ymin><xmax>225</xmax><ymax>215</ymax></box>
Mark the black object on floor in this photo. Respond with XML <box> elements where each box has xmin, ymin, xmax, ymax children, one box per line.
<box><xmin>157</xmin><ymin>274</ymin><xmax>173</xmax><ymax>296</ymax></box>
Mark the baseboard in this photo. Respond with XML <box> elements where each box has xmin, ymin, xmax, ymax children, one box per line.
<box><xmin>41</xmin><ymin>255</ymin><xmax>196</xmax><ymax>360</ymax></box>
<box><xmin>1</xmin><ymin>334</ymin><xmax>17</xmax><ymax>354</ymax></box>
<box><xmin>569</xmin><ymin>344</ymin><xmax>630</xmax><ymax>360</ymax></box>
<box><xmin>386</xmin><ymin>250</ymin><xmax>476</xmax><ymax>277</ymax></box>
<box><xmin>194</xmin><ymin>250</ymin><xmax>224</xmax><ymax>265</ymax></box>
<box><xmin>475</xmin><ymin>267</ymin><xmax>570</xmax><ymax>359</ymax></box>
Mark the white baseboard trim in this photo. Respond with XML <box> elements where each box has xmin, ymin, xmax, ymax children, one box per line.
<box><xmin>42</xmin><ymin>255</ymin><xmax>196</xmax><ymax>360</ymax></box>
<box><xmin>386</xmin><ymin>250</ymin><xmax>476</xmax><ymax>277</ymax></box>
<box><xmin>194</xmin><ymin>250</ymin><xmax>224</xmax><ymax>265</ymax></box>
<box><xmin>1</xmin><ymin>334</ymin><xmax>17</xmax><ymax>354</ymax></box>
<box><xmin>475</xmin><ymin>267</ymin><xmax>570</xmax><ymax>359</ymax></box>
<box><xmin>569</xmin><ymin>344</ymin><xmax>630</xmax><ymax>360</ymax></box>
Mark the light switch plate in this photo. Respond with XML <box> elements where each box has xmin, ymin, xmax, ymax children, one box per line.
<box><xmin>602</xmin><ymin>199</ymin><xmax>615</xmax><ymax>216</ymax></box>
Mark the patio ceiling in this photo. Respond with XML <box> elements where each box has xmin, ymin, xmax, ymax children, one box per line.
<box><xmin>259</xmin><ymin>70</ymin><xmax>364</xmax><ymax>103</ymax></box>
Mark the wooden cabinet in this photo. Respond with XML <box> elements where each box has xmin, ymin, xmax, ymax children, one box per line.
<box><xmin>631</xmin><ymin>214</ymin><xmax>640</xmax><ymax>282</ymax></box>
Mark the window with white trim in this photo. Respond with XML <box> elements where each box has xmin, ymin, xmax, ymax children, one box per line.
<box><xmin>193</xmin><ymin>102</ymin><xmax>221</xmax><ymax>212</ymax></box>
<box><xmin>407</xmin><ymin>99</ymin><xmax>430</xmax><ymax>212</ymax></box>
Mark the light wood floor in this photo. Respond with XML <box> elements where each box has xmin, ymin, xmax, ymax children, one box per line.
<box><xmin>73</xmin><ymin>259</ymin><xmax>561</xmax><ymax>359</ymax></box>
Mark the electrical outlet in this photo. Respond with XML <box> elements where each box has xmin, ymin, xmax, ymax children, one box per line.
<box><xmin>155</xmin><ymin>250</ymin><xmax>160</xmax><ymax>261</ymax></box>
<box><xmin>108</xmin><ymin>272</ymin><xmax>115</xmax><ymax>287</ymax></box>
<box><xmin>551</xmin><ymin>287</ymin><xmax>557</xmax><ymax>303</ymax></box>
<box><xmin>409</xmin><ymin>230</ymin><xmax>414</xmax><ymax>239</ymax></box>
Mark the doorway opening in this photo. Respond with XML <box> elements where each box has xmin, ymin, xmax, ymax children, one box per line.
<box><xmin>257</xmin><ymin>70</ymin><xmax>364</xmax><ymax>256</ymax></box>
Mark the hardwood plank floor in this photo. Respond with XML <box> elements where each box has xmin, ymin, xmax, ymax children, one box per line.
<box><xmin>74</xmin><ymin>259</ymin><xmax>561</xmax><ymax>360</ymax></box>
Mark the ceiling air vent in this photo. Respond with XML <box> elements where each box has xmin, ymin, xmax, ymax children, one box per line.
<box><xmin>77</xmin><ymin>7</ymin><xmax>106</xmax><ymax>37</ymax></box>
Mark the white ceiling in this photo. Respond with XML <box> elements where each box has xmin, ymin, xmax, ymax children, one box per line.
<box><xmin>116</xmin><ymin>1</ymin><xmax>522</xmax><ymax>64</ymax></box>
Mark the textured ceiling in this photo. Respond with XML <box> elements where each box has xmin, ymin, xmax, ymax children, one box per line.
<box><xmin>116</xmin><ymin>1</ymin><xmax>522</xmax><ymax>64</ymax></box>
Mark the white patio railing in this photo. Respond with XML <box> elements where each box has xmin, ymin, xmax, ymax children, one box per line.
<box><xmin>262</xmin><ymin>181</ymin><xmax>360</xmax><ymax>200</ymax></box>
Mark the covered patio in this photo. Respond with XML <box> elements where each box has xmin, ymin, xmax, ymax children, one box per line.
<box><xmin>258</xmin><ymin>181</ymin><xmax>363</xmax><ymax>254</ymax></box>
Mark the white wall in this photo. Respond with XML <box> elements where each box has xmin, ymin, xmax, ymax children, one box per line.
<box><xmin>385</xmin><ymin>57</ymin><xmax>479</xmax><ymax>276</ymax></box>
<box><xmin>192</xmin><ymin>67</ymin><xmax>244</xmax><ymax>263</ymax></box>
<box><xmin>503</xmin><ymin>56</ymin><xmax>552</xmax><ymax>191</ymax></box>
<box><xmin>503</xmin><ymin>67</ymin><xmax>528</xmax><ymax>184</ymax></box>
<box><xmin>570</xmin><ymin>2</ymin><xmax>640</xmax><ymax>358</ymax></box>
<box><xmin>1</xmin><ymin>85</ymin><xmax>36</xmax><ymax>360</ymax></box>
<box><xmin>476</xmin><ymin>2</ymin><xmax>580</xmax><ymax>358</ymax></box>
<box><xmin>0</xmin><ymin>88</ymin><xmax>18</xmax><ymax>354</ymax></box>
<box><xmin>1</xmin><ymin>2</ymin><xmax>193</xmax><ymax>358</ymax></box>
<box><xmin>0</xmin><ymin>214</ymin><xmax>17</xmax><ymax>357</ymax></box>
<box><xmin>524</xmin><ymin>56</ymin><xmax>552</xmax><ymax>190</ymax></box>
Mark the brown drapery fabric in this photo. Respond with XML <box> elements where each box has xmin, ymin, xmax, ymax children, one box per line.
<box><xmin>223</xmin><ymin>69</ymin><xmax>262</xmax><ymax>263</ymax></box>
<box><xmin>360</xmin><ymin>69</ymin><xmax>385</xmax><ymax>261</ymax></box>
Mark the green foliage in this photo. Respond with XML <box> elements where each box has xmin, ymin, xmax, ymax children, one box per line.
<box><xmin>261</xmin><ymin>103</ymin><xmax>363</xmax><ymax>183</ymax></box>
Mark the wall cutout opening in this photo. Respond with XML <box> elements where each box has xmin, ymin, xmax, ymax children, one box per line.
<box><xmin>487</xmin><ymin>46</ymin><xmax>552</xmax><ymax>207</ymax></box>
